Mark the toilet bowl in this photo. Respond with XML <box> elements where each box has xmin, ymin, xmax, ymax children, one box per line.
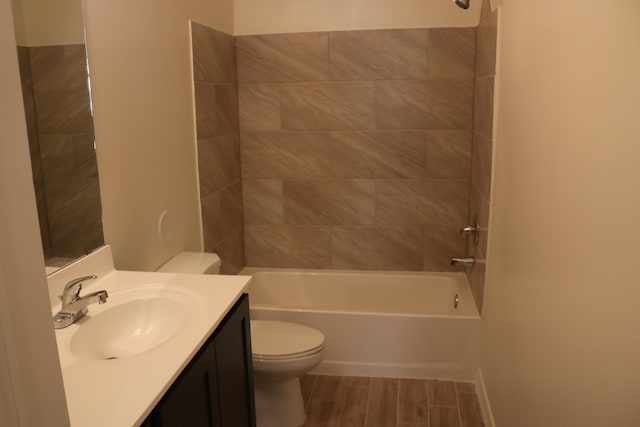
<box><xmin>251</xmin><ymin>320</ymin><xmax>325</xmax><ymax>427</ymax></box>
<box><xmin>156</xmin><ymin>252</ymin><xmax>325</xmax><ymax>427</ymax></box>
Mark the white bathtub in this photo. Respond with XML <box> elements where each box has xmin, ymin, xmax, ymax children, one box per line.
<box><xmin>241</xmin><ymin>268</ymin><xmax>481</xmax><ymax>381</ymax></box>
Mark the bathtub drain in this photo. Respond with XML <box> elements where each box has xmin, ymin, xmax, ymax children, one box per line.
<box><xmin>454</xmin><ymin>294</ymin><xmax>460</xmax><ymax>309</ymax></box>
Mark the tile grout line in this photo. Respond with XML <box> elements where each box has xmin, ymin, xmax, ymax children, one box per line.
<box><xmin>455</xmin><ymin>381</ymin><xmax>463</xmax><ymax>427</ymax></box>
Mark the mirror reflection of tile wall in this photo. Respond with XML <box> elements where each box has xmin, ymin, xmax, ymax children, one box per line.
<box><xmin>17</xmin><ymin>44</ymin><xmax>103</xmax><ymax>261</ymax></box>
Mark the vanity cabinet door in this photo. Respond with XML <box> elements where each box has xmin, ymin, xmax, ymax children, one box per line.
<box><xmin>143</xmin><ymin>293</ymin><xmax>255</xmax><ymax>427</ymax></box>
<box><xmin>156</xmin><ymin>333</ymin><xmax>221</xmax><ymax>427</ymax></box>
<box><xmin>213</xmin><ymin>294</ymin><xmax>256</xmax><ymax>427</ymax></box>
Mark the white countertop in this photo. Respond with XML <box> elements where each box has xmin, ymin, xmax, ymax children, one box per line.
<box><xmin>48</xmin><ymin>247</ymin><xmax>251</xmax><ymax>427</ymax></box>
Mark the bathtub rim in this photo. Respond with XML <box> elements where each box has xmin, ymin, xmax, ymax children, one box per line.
<box><xmin>240</xmin><ymin>266</ymin><xmax>480</xmax><ymax>318</ymax></box>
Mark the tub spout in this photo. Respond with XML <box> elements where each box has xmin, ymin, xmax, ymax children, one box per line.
<box><xmin>450</xmin><ymin>257</ymin><xmax>475</xmax><ymax>267</ymax></box>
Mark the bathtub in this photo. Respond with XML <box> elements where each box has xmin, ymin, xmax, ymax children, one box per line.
<box><xmin>241</xmin><ymin>268</ymin><xmax>480</xmax><ymax>381</ymax></box>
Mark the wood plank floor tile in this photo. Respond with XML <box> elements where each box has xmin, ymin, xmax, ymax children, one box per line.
<box><xmin>333</xmin><ymin>376</ymin><xmax>370</xmax><ymax>427</ymax></box>
<box><xmin>429</xmin><ymin>406</ymin><xmax>461</xmax><ymax>427</ymax></box>
<box><xmin>398</xmin><ymin>378</ymin><xmax>429</xmax><ymax>425</ymax></box>
<box><xmin>428</xmin><ymin>380</ymin><xmax>458</xmax><ymax>407</ymax></box>
<box><xmin>365</xmin><ymin>377</ymin><xmax>398</xmax><ymax>427</ymax></box>
<box><xmin>457</xmin><ymin>392</ymin><xmax>485</xmax><ymax>427</ymax></box>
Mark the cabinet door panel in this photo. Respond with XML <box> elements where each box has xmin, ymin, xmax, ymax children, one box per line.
<box><xmin>214</xmin><ymin>295</ymin><xmax>256</xmax><ymax>427</ymax></box>
<box><xmin>157</xmin><ymin>339</ymin><xmax>221</xmax><ymax>427</ymax></box>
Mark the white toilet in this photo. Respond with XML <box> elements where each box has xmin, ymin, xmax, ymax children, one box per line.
<box><xmin>251</xmin><ymin>320</ymin><xmax>325</xmax><ymax>427</ymax></box>
<box><xmin>157</xmin><ymin>252</ymin><xmax>325</xmax><ymax>427</ymax></box>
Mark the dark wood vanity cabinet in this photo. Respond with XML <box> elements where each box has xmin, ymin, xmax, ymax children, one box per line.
<box><xmin>142</xmin><ymin>294</ymin><xmax>255</xmax><ymax>427</ymax></box>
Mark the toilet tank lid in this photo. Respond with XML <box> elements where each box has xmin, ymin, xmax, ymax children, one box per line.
<box><xmin>157</xmin><ymin>252</ymin><xmax>221</xmax><ymax>274</ymax></box>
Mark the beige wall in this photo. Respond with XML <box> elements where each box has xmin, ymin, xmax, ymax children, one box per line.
<box><xmin>10</xmin><ymin>0</ymin><xmax>85</xmax><ymax>46</ymax></box>
<box><xmin>0</xmin><ymin>0</ymin><xmax>70</xmax><ymax>423</ymax></box>
<box><xmin>482</xmin><ymin>0</ymin><xmax>640</xmax><ymax>425</ymax></box>
<box><xmin>234</xmin><ymin>0</ymin><xmax>481</xmax><ymax>35</ymax></box>
<box><xmin>83</xmin><ymin>0</ymin><xmax>233</xmax><ymax>270</ymax></box>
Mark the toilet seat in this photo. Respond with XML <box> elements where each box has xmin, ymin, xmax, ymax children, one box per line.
<box><xmin>251</xmin><ymin>320</ymin><xmax>325</xmax><ymax>360</ymax></box>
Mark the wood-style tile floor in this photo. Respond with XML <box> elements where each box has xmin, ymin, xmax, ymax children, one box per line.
<box><xmin>301</xmin><ymin>375</ymin><xmax>485</xmax><ymax>427</ymax></box>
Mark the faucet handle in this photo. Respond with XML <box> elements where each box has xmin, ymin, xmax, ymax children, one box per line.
<box><xmin>459</xmin><ymin>215</ymin><xmax>480</xmax><ymax>246</ymax></box>
<box><xmin>60</xmin><ymin>275</ymin><xmax>97</xmax><ymax>305</ymax></box>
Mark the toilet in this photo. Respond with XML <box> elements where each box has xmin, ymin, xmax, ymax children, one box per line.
<box><xmin>157</xmin><ymin>252</ymin><xmax>325</xmax><ymax>427</ymax></box>
<box><xmin>251</xmin><ymin>320</ymin><xmax>325</xmax><ymax>427</ymax></box>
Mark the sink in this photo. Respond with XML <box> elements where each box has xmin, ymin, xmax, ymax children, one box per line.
<box><xmin>66</xmin><ymin>285</ymin><xmax>200</xmax><ymax>361</ymax></box>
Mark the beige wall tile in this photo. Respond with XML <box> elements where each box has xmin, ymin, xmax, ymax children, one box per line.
<box><xmin>240</xmin><ymin>132</ymin><xmax>332</xmax><ymax>178</ymax></box>
<box><xmin>471</xmin><ymin>132</ymin><xmax>493</xmax><ymax>201</ymax></box>
<box><xmin>281</xmin><ymin>81</ymin><xmax>376</xmax><ymax>130</ymax></box>
<box><xmin>191</xmin><ymin>22</ymin><xmax>236</xmax><ymax>84</ymax></box>
<box><xmin>468</xmin><ymin>182</ymin><xmax>490</xmax><ymax>256</ymax></box>
<box><xmin>201</xmin><ymin>191</ymin><xmax>222</xmax><ymax>251</ymax></box>
<box><xmin>376</xmin><ymin>179</ymin><xmax>469</xmax><ymax>228</ymax></box>
<box><xmin>215</xmin><ymin>84</ymin><xmax>239</xmax><ymax>136</ymax></box>
<box><xmin>194</xmin><ymin>82</ymin><xmax>217</xmax><ymax>140</ymax></box>
<box><xmin>330</xmin><ymin>131</ymin><xmax>427</xmax><ymax>178</ymax></box>
<box><xmin>34</xmin><ymin>89</ymin><xmax>94</xmax><ymax>134</ymax></box>
<box><xmin>331</xmin><ymin>226</ymin><xmax>423</xmax><ymax>270</ymax></box>
<box><xmin>424</xmin><ymin>225</ymin><xmax>467</xmax><ymax>272</ymax></box>
<box><xmin>473</xmin><ymin>76</ymin><xmax>494</xmax><ymax>140</ymax></box>
<box><xmin>329</xmin><ymin>29</ymin><xmax>428</xmax><ymax>80</ymax></box>
<box><xmin>427</xmin><ymin>130</ymin><xmax>472</xmax><ymax>178</ymax></box>
<box><xmin>476</xmin><ymin>10</ymin><xmax>498</xmax><ymax>77</ymax></box>
<box><xmin>198</xmin><ymin>135</ymin><xmax>241</xmax><ymax>196</ymax></box>
<box><xmin>29</xmin><ymin>44</ymin><xmax>88</xmax><ymax>92</ymax></box>
<box><xmin>467</xmin><ymin>250</ymin><xmax>486</xmax><ymax>314</ymax></box>
<box><xmin>236</xmin><ymin>32</ymin><xmax>329</xmax><ymax>83</ymax></box>
<box><xmin>242</xmin><ymin>179</ymin><xmax>284</xmax><ymax>224</ymax></box>
<box><xmin>376</xmin><ymin>79</ymin><xmax>474</xmax><ymax>129</ymax></box>
<box><xmin>221</xmin><ymin>181</ymin><xmax>244</xmax><ymax>234</ymax></box>
<box><xmin>244</xmin><ymin>225</ymin><xmax>332</xmax><ymax>268</ymax></box>
<box><xmin>238</xmin><ymin>84</ymin><xmax>281</xmax><ymax>131</ymax></box>
<box><xmin>428</xmin><ymin>28</ymin><xmax>476</xmax><ymax>79</ymax></box>
<box><xmin>214</xmin><ymin>228</ymin><xmax>246</xmax><ymax>275</ymax></box>
<box><xmin>283</xmin><ymin>179</ymin><xmax>375</xmax><ymax>225</ymax></box>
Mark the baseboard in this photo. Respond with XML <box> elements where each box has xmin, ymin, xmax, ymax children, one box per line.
<box><xmin>475</xmin><ymin>368</ymin><xmax>496</xmax><ymax>427</ymax></box>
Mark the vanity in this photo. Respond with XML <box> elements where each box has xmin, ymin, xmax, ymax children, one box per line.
<box><xmin>48</xmin><ymin>246</ymin><xmax>255</xmax><ymax>427</ymax></box>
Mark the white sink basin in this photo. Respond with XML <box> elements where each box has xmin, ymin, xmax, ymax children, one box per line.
<box><xmin>63</xmin><ymin>285</ymin><xmax>201</xmax><ymax>361</ymax></box>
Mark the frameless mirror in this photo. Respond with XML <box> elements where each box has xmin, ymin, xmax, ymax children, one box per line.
<box><xmin>10</xmin><ymin>0</ymin><xmax>104</xmax><ymax>274</ymax></box>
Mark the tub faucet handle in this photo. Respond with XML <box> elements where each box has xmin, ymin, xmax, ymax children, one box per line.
<box><xmin>460</xmin><ymin>215</ymin><xmax>480</xmax><ymax>246</ymax></box>
<box><xmin>450</xmin><ymin>257</ymin><xmax>475</xmax><ymax>267</ymax></box>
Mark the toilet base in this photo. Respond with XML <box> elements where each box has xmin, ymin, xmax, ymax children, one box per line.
<box><xmin>254</xmin><ymin>377</ymin><xmax>306</xmax><ymax>427</ymax></box>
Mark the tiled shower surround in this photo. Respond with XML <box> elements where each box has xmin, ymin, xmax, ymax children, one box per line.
<box><xmin>17</xmin><ymin>44</ymin><xmax>103</xmax><ymax>260</ymax></box>
<box><xmin>191</xmin><ymin>22</ymin><xmax>246</xmax><ymax>274</ymax></box>
<box><xmin>237</xmin><ymin>28</ymin><xmax>476</xmax><ymax>272</ymax></box>
<box><xmin>466</xmin><ymin>3</ymin><xmax>498</xmax><ymax>313</ymax></box>
<box><xmin>192</xmin><ymin>20</ymin><xmax>497</xmax><ymax>311</ymax></box>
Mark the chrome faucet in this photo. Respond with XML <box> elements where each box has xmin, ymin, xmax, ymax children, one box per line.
<box><xmin>53</xmin><ymin>275</ymin><xmax>108</xmax><ymax>329</ymax></box>
<box><xmin>450</xmin><ymin>257</ymin><xmax>475</xmax><ymax>267</ymax></box>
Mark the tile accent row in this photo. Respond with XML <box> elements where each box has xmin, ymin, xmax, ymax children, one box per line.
<box><xmin>239</xmin><ymin>79</ymin><xmax>474</xmax><ymax>132</ymax></box>
<box><xmin>236</xmin><ymin>28</ymin><xmax>475</xmax><ymax>83</ymax></box>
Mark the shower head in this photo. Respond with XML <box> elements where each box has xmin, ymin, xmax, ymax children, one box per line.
<box><xmin>454</xmin><ymin>0</ymin><xmax>470</xmax><ymax>9</ymax></box>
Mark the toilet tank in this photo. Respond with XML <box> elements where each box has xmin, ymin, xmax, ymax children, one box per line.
<box><xmin>157</xmin><ymin>252</ymin><xmax>221</xmax><ymax>274</ymax></box>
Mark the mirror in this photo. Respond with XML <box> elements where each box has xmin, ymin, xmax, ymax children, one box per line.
<box><xmin>10</xmin><ymin>0</ymin><xmax>104</xmax><ymax>274</ymax></box>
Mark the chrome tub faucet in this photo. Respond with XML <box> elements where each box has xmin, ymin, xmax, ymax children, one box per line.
<box><xmin>53</xmin><ymin>275</ymin><xmax>108</xmax><ymax>329</ymax></box>
<box><xmin>450</xmin><ymin>257</ymin><xmax>475</xmax><ymax>267</ymax></box>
